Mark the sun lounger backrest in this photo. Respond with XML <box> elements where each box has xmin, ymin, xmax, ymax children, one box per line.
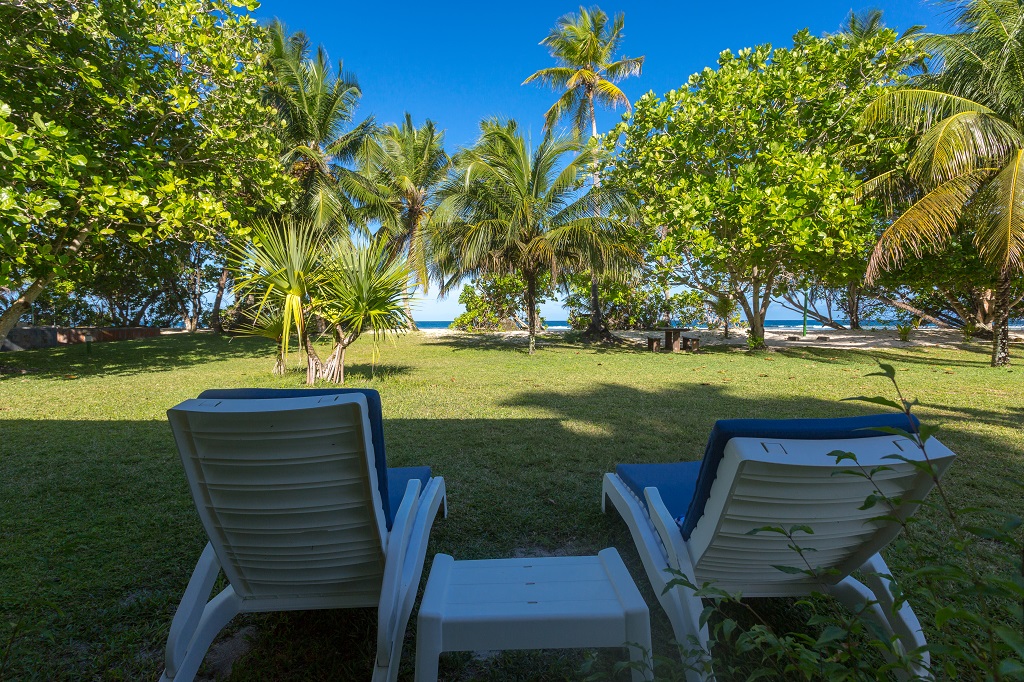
<box><xmin>168</xmin><ymin>394</ymin><xmax>388</xmax><ymax>605</ymax></box>
<box><xmin>686</xmin><ymin>434</ymin><xmax>955</xmax><ymax>596</ymax></box>
<box><xmin>196</xmin><ymin>387</ymin><xmax>395</xmax><ymax>525</ymax></box>
<box><xmin>679</xmin><ymin>414</ymin><xmax>920</xmax><ymax>541</ymax></box>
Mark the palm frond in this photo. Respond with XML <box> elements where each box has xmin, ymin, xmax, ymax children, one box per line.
<box><xmin>866</xmin><ymin>170</ymin><xmax>994</xmax><ymax>281</ymax></box>
<box><xmin>974</xmin><ymin>148</ymin><xmax>1024</xmax><ymax>272</ymax></box>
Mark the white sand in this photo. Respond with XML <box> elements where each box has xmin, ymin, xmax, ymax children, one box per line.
<box><xmin>415</xmin><ymin>326</ymin><xmax>1022</xmax><ymax>350</ymax></box>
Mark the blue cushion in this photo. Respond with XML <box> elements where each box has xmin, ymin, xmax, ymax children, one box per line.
<box><xmin>616</xmin><ymin>461</ymin><xmax>702</xmax><ymax>521</ymax></box>
<box><xmin>196</xmin><ymin>388</ymin><xmax>399</xmax><ymax>527</ymax></box>
<box><xmin>677</xmin><ymin>413</ymin><xmax>919</xmax><ymax>540</ymax></box>
<box><xmin>387</xmin><ymin>466</ymin><xmax>433</xmax><ymax>526</ymax></box>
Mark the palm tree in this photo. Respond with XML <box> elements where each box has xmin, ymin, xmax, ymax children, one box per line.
<box><xmin>432</xmin><ymin>119</ymin><xmax>636</xmax><ymax>354</ymax></box>
<box><xmin>861</xmin><ymin>0</ymin><xmax>1024</xmax><ymax>366</ymax></box>
<box><xmin>523</xmin><ymin>6</ymin><xmax>643</xmax><ymax>337</ymax></box>
<box><xmin>522</xmin><ymin>7</ymin><xmax>643</xmax><ymax>138</ymax></box>
<box><xmin>265</xmin><ymin>22</ymin><xmax>382</xmax><ymax>230</ymax></box>
<box><xmin>362</xmin><ymin>114</ymin><xmax>451</xmax><ymax>330</ymax></box>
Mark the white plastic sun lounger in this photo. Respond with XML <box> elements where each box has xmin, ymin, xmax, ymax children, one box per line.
<box><xmin>602</xmin><ymin>414</ymin><xmax>955</xmax><ymax>681</ymax></box>
<box><xmin>159</xmin><ymin>388</ymin><xmax>447</xmax><ymax>682</ymax></box>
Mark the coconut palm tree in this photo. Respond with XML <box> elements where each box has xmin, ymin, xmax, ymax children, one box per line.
<box><xmin>432</xmin><ymin>119</ymin><xmax>636</xmax><ymax>354</ymax></box>
<box><xmin>362</xmin><ymin>114</ymin><xmax>450</xmax><ymax>329</ymax></box>
<box><xmin>861</xmin><ymin>0</ymin><xmax>1024</xmax><ymax>366</ymax></box>
<box><xmin>265</xmin><ymin>22</ymin><xmax>382</xmax><ymax>230</ymax></box>
<box><xmin>522</xmin><ymin>7</ymin><xmax>643</xmax><ymax>138</ymax></box>
<box><xmin>523</xmin><ymin>6</ymin><xmax>643</xmax><ymax>337</ymax></box>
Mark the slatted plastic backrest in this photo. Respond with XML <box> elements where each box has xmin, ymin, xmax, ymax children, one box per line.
<box><xmin>167</xmin><ymin>394</ymin><xmax>388</xmax><ymax>604</ymax></box>
<box><xmin>688</xmin><ymin>435</ymin><xmax>955</xmax><ymax>596</ymax></box>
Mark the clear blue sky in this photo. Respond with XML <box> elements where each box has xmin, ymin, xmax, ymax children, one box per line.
<box><xmin>254</xmin><ymin>0</ymin><xmax>949</xmax><ymax>321</ymax></box>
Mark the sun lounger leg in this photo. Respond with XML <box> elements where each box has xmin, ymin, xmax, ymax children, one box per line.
<box><xmin>159</xmin><ymin>543</ymin><xmax>242</xmax><ymax>682</ymax></box>
<box><xmin>859</xmin><ymin>553</ymin><xmax>930</xmax><ymax>677</ymax></box>
<box><xmin>602</xmin><ymin>475</ymin><xmax>707</xmax><ymax>682</ymax></box>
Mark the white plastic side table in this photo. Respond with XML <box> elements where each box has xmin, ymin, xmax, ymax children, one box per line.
<box><xmin>415</xmin><ymin>548</ymin><xmax>652</xmax><ymax>682</ymax></box>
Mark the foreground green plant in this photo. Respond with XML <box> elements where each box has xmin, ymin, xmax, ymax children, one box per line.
<box><xmin>661</xmin><ymin>363</ymin><xmax>1024</xmax><ymax>680</ymax></box>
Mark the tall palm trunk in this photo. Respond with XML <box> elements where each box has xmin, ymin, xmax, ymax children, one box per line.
<box><xmin>583</xmin><ymin>94</ymin><xmax>609</xmax><ymax>339</ymax></box>
<box><xmin>992</xmin><ymin>271</ymin><xmax>1011</xmax><ymax>366</ymax></box>
<box><xmin>526</xmin><ymin>272</ymin><xmax>538</xmax><ymax>355</ymax></box>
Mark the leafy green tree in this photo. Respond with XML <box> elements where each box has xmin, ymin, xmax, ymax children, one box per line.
<box><xmin>860</xmin><ymin>0</ymin><xmax>1024</xmax><ymax>366</ymax></box>
<box><xmin>265</xmin><ymin>22</ymin><xmax>381</xmax><ymax>230</ymax></box>
<box><xmin>563</xmin><ymin>273</ymin><xmax>703</xmax><ymax>331</ymax></box>
<box><xmin>0</xmin><ymin>0</ymin><xmax>290</xmax><ymax>346</ymax></box>
<box><xmin>524</xmin><ymin>6</ymin><xmax>643</xmax><ymax>337</ymax></box>
<box><xmin>612</xmin><ymin>30</ymin><xmax>920</xmax><ymax>343</ymax></box>
<box><xmin>450</xmin><ymin>274</ymin><xmax>551</xmax><ymax>332</ymax></box>
<box><xmin>362</xmin><ymin>114</ymin><xmax>451</xmax><ymax>329</ymax></box>
<box><xmin>433</xmin><ymin>120</ymin><xmax>634</xmax><ymax>354</ymax></box>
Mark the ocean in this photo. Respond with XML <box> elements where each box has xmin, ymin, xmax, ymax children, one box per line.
<box><xmin>412</xmin><ymin>319</ymin><xmax>989</xmax><ymax>331</ymax></box>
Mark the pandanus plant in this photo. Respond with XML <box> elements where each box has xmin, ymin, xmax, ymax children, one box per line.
<box><xmin>231</xmin><ymin>217</ymin><xmax>411</xmax><ymax>383</ymax></box>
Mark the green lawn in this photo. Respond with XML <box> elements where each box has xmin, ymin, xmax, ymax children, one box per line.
<box><xmin>1</xmin><ymin>332</ymin><xmax>1021</xmax><ymax>680</ymax></box>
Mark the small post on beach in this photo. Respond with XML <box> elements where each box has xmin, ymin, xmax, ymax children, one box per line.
<box><xmin>802</xmin><ymin>291</ymin><xmax>808</xmax><ymax>337</ymax></box>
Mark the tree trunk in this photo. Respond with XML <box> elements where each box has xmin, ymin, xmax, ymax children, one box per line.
<box><xmin>526</xmin><ymin>272</ymin><xmax>537</xmax><ymax>355</ymax></box>
<box><xmin>211</xmin><ymin>267</ymin><xmax>230</xmax><ymax>334</ymax></box>
<box><xmin>0</xmin><ymin>223</ymin><xmax>91</xmax><ymax>347</ymax></box>
<box><xmin>992</xmin><ymin>272</ymin><xmax>1011</xmax><ymax>367</ymax></box>
<box><xmin>0</xmin><ymin>273</ymin><xmax>55</xmax><ymax>346</ymax></box>
<box><xmin>584</xmin><ymin>272</ymin><xmax>607</xmax><ymax>337</ymax></box>
<box><xmin>846</xmin><ymin>283</ymin><xmax>861</xmax><ymax>330</ymax></box>
<box><xmin>303</xmin><ymin>329</ymin><xmax>323</xmax><ymax>385</ymax></box>
<box><xmin>321</xmin><ymin>326</ymin><xmax>352</xmax><ymax>384</ymax></box>
<box><xmin>273</xmin><ymin>339</ymin><xmax>286</xmax><ymax>376</ymax></box>
<box><xmin>404</xmin><ymin>298</ymin><xmax>418</xmax><ymax>331</ymax></box>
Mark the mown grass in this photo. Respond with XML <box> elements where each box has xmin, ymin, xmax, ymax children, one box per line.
<box><xmin>0</xmin><ymin>332</ymin><xmax>1021</xmax><ymax>680</ymax></box>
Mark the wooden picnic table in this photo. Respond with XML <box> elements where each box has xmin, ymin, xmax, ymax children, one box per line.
<box><xmin>651</xmin><ymin>327</ymin><xmax>700</xmax><ymax>352</ymax></box>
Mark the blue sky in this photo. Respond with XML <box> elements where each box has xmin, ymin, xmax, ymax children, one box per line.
<box><xmin>254</xmin><ymin>0</ymin><xmax>949</xmax><ymax>321</ymax></box>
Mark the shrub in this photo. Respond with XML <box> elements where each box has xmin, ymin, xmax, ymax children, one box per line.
<box><xmin>450</xmin><ymin>274</ymin><xmax>549</xmax><ymax>332</ymax></box>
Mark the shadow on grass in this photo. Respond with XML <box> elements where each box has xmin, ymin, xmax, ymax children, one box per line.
<box><xmin>426</xmin><ymin>331</ymin><xmax>694</xmax><ymax>356</ymax></box>
<box><xmin>5</xmin><ymin>374</ymin><xmax>1021</xmax><ymax>680</ymax></box>
<box><xmin>0</xmin><ymin>333</ymin><xmax>276</xmax><ymax>379</ymax></box>
<box><xmin>774</xmin><ymin>342</ymin><xmax>1006</xmax><ymax>368</ymax></box>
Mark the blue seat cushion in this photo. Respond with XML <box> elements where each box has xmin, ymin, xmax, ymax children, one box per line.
<box><xmin>196</xmin><ymin>388</ymin><xmax>413</xmax><ymax>529</ymax></box>
<box><xmin>616</xmin><ymin>461</ymin><xmax>702</xmax><ymax>521</ymax></box>
<box><xmin>387</xmin><ymin>466</ymin><xmax>433</xmax><ymax>526</ymax></box>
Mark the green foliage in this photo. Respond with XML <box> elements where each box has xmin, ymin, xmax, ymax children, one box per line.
<box><xmin>451</xmin><ymin>274</ymin><xmax>549</xmax><ymax>332</ymax></box>
<box><xmin>564</xmin><ymin>274</ymin><xmax>703</xmax><ymax>330</ymax></box>
<box><xmin>265</xmin><ymin>21</ymin><xmax>378</xmax><ymax>230</ymax></box>
<box><xmin>362</xmin><ymin>113</ymin><xmax>451</xmax><ymax>294</ymax></box>
<box><xmin>611</xmin><ymin>29</ymin><xmax>923</xmax><ymax>338</ymax></box>
<box><xmin>523</xmin><ymin>6</ymin><xmax>644</xmax><ymax>136</ymax></box>
<box><xmin>0</xmin><ymin>0</ymin><xmax>290</xmax><ymax>339</ymax></box>
<box><xmin>231</xmin><ymin>218</ymin><xmax>411</xmax><ymax>382</ymax></box>
<box><xmin>433</xmin><ymin>118</ymin><xmax>635</xmax><ymax>353</ymax></box>
<box><xmin>896</xmin><ymin>322</ymin><xmax>915</xmax><ymax>342</ymax></box>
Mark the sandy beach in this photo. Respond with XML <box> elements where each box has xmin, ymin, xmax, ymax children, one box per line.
<box><xmin>416</xmin><ymin>326</ymin><xmax>1023</xmax><ymax>350</ymax></box>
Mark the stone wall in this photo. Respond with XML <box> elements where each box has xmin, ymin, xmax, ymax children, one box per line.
<box><xmin>1</xmin><ymin>326</ymin><xmax>161</xmax><ymax>351</ymax></box>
